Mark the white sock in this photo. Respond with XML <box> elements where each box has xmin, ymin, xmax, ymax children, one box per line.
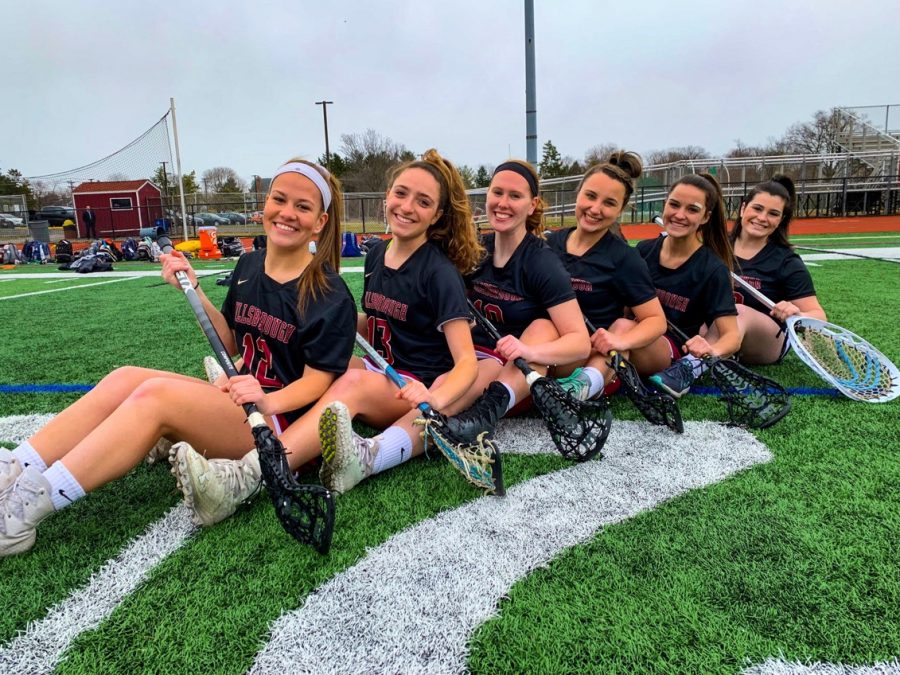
<box><xmin>372</xmin><ymin>426</ymin><xmax>413</xmax><ymax>475</ymax></box>
<box><xmin>582</xmin><ymin>367</ymin><xmax>606</xmax><ymax>398</ymax></box>
<box><xmin>43</xmin><ymin>460</ymin><xmax>87</xmax><ymax>511</ymax></box>
<box><xmin>681</xmin><ymin>354</ymin><xmax>709</xmax><ymax>379</ymax></box>
<box><xmin>502</xmin><ymin>383</ymin><xmax>517</xmax><ymax>412</ymax></box>
<box><xmin>13</xmin><ymin>441</ymin><xmax>47</xmax><ymax>472</ymax></box>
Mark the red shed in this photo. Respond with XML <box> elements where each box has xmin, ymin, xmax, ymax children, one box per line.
<box><xmin>72</xmin><ymin>180</ymin><xmax>164</xmax><ymax>239</ymax></box>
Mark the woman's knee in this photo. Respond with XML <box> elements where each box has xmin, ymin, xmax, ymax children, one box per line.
<box><xmin>608</xmin><ymin>318</ymin><xmax>636</xmax><ymax>334</ymax></box>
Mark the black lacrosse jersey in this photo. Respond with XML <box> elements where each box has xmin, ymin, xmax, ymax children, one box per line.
<box><xmin>735</xmin><ymin>241</ymin><xmax>817</xmax><ymax>314</ymax></box>
<box><xmin>546</xmin><ymin>228</ymin><xmax>658</xmax><ymax>330</ymax></box>
<box><xmin>636</xmin><ymin>236</ymin><xmax>736</xmax><ymax>342</ymax></box>
<box><xmin>221</xmin><ymin>250</ymin><xmax>356</xmax><ymax>424</ymax></box>
<box><xmin>467</xmin><ymin>232</ymin><xmax>576</xmax><ymax>344</ymax></box>
<box><xmin>363</xmin><ymin>240</ymin><xmax>470</xmax><ymax>387</ymax></box>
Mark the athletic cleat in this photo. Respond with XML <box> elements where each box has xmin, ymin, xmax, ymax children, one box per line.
<box><xmin>650</xmin><ymin>358</ymin><xmax>696</xmax><ymax>399</ymax></box>
<box><xmin>169</xmin><ymin>443</ymin><xmax>261</xmax><ymax>526</ymax></box>
<box><xmin>0</xmin><ymin>466</ymin><xmax>55</xmax><ymax>557</ymax></box>
<box><xmin>145</xmin><ymin>437</ymin><xmax>173</xmax><ymax>466</ymax></box>
<box><xmin>0</xmin><ymin>449</ymin><xmax>24</xmax><ymax>501</ymax></box>
<box><xmin>557</xmin><ymin>368</ymin><xmax>592</xmax><ymax>402</ymax></box>
<box><xmin>203</xmin><ymin>355</ymin><xmax>227</xmax><ymax>385</ymax></box>
<box><xmin>318</xmin><ymin>402</ymin><xmax>378</xmax><ymax>495</ymax></box>
<box><xmin>442</xmin><ymin>381</ymin><xmax>510</xmax><ymax>443</ymax></box>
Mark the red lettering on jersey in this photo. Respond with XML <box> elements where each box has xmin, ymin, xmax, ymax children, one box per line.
<box><xmin>364</xmin><ymin>291</ymin><xmax>409</xmax><ymax>321</ymax></box>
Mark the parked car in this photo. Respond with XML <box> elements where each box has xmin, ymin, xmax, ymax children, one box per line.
<box><xmin>35</xmin><ymin>205</ymin><xmax>76</xmax><ymax>227</ymax></box>
<box><xmin>195</xmin><ymin>212</ymin><xmax>230</xmax><ymax>227</ymax></box>
<box><xmin>0</xmin><ymin>212</ymin><xmax>25</xmax><ymax>228</ymax></box>
<box><xmin>218</xmin><ymin>211</ymin><xmax>247</xmax><ymax>225</ymax></box>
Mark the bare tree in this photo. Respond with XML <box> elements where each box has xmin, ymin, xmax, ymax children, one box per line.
<box><xmin>583</xmin><ymin>143</ymin><xmax>620</xmax><ymax>167</ymax></box>
<box><xmin>339</xmin><ymin>129</ymin><xmax>414</xmax><ymax>192</ymax></box>
<box><xmin>201</xmin><ymin>166</ymin><xmax>247</xmax><ymax>193</ymax></box>
<box><xmin>645</xmin><ymin>146</ymin><xmax>711</xmax><ymax>165</ymax></box>
<box><xmin>779</xmin><ymin>110</ymin><xmax>853</xmax><ymax>178</ymax></box>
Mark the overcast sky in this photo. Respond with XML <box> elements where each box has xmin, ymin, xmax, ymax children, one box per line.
<box><xmin>5</xmin><ymin>0</ymin><xmax>900</xmax><ymax>182</ymax></box>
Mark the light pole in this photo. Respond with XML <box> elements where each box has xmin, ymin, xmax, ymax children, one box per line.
<box><xmin>315</xmin><ymin>100</ymin><xmax>334</xmax><ymax>167</ymax></box>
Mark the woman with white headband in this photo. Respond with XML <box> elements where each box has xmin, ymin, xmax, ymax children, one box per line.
<box><xmin>175</xmin><ymin>148</ymin><xmax>485</xmax><ymax>509</ymax></box>
<box><xmin>0</xmin><ymin>159</ymin><xmax>357</xmax><ymax>555</ymax></box>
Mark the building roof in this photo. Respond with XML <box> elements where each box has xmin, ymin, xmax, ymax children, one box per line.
<box><xmin>73</xmin><ymin>180</ymin><xmax>160</xmax><ymax>194</ymax></box>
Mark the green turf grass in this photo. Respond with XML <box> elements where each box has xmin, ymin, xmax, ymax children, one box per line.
<box><xmin>0</xmin><ymin>252</ymin><xmax>897</xmax><ymax>673</ymax></box>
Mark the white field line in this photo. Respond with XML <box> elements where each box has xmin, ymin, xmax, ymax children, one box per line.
<box><xmin>799</xmin><ymin>246</ymin><xmax>900</xmax><ymax>262</ymax></box>
<box><xmin>791</xmin><ymin>234</ymin><xmax>900</xmax><ymax>241</ymax></box>
<box><xmin>743</xmin><ymin>657</ymin><xmax>900</xmax><ymax>674</ymax></box>
<box><xmin>0</xmin><ymin>271</ymin><xmax>225</xmax><ymax>301</ymax></box>
<box><xmin>0</xmin><ymin>505</ymin><xmax>197</xmax><ymax>675</ymax></box>
<box><xmin>250</xmin><ymin>420</ymin><xmax>772</xmax><ymax>674</ymax></box>
<box><xmin>0</xmin><ymin>414</ymin><xmax>55</xmax><ymax>444</ymax></box>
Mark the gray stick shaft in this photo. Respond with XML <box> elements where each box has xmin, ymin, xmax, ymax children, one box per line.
<box><xmin>731</xmin><ymin>273</ymin><xmax>777</xmax><ymax>311</ymax></box>
<box><xmin>158</xmin><ymin>238</ymin><xmax>262</xmax><ymax>425</ymax></box>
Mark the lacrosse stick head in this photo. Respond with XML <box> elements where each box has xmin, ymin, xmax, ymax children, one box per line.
<box><xmin>787</xmin><ymin>316</ymin><xmax>900</xmax><ymax>403</ymax></box>
<box><xmin>416</xmin><ymin>410</ymin><xmax>504</xmax><ymax>496</ymax></box>
<box><xmin>610</xmin><ymin>354</ymin><xmax>684</xmax><ymax>433</ymax></box>
<box><xmin>252</xmin><ymin>426</ymin><xmax>335</xmax><ymax>554</ymax></box>
<box><xmin>706</xmin><ymin>359</ymin><xmax>791</xmax><ymax>429</ymax></box>
<box><xmin>530</xmin><ymin>377</ymin><xmax>612</xmax><ymax>462</ymax></box>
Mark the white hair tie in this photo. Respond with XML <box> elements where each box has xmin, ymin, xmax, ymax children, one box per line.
<box><xmin>272</xmin><ymin>162</ymin><xmax>332</xmax><ymax>210</ymax></box>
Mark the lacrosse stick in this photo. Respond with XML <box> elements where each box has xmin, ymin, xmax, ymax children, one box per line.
<box><xmin>732</xmin><ymin>274</ymin><xmax>900</xmax><ymax>403</ymax></box>
<box><xmin>353</xmin><ymin>334</ymin><xmax>504</xmax><ymax>496</ymax></box>
<box><xmin>581</xmin><ymin>316</ymin><xmax>684</xmax><ymax>433</ymax></box>
<box><xmin>665</xmin><ymin>321</ymin><xmax>791</xmax><ymax>429</ymax></box>
<box><xmin>158</xmin><ymin>237</ymin><xmax>335</xmax><ymax>554</ymax></box>
<box><xmin>468</xmin><ymin>300</ymin><xmax>612</xmax><ymax>462</ymax></box>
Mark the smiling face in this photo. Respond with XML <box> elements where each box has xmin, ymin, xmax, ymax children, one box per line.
<box><xmin>739</xmin><ymin>191</ymin><xmax>787</xmax><ymax>240</ymax></box>
<box><xmin>384</xmin><ymin>167</ymin><xmax>443</xmax><ymax>242</ymax></box>
<box><xmin>575</xmin><ymin>171</ymin><xmax>626</xmax><ymax>238</ymax></box>
<box><xmin>486</xmin><ymin>170</ymin><xmax>537</xmax><ymax>235</ymax></box>
<box><xmin>662</xmin><ymin>184</ymin><xmax>710</xmax><ymax>240</ymax></box>
<box><xmin>263</xmin><ymin>171</ymin><xmax>328</xmax><ymax>250</ymax></box>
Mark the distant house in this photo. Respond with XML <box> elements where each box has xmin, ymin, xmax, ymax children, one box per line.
<box><xmin>72</xmin><ymin>180</ymin><xmax>164</xmax><ymax>238</ymax></box>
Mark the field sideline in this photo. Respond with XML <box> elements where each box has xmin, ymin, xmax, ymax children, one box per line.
<box><xmin>0</xmin><ymin>241</ymin><xmax>898</xmax><ymax>674</ymax></box>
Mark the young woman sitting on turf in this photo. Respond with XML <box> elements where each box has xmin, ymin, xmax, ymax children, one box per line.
<box><xmin>730</xmin><ymin>175</ymin><xmax>826</xmax><ymax>364</ymax></box>
<box><xmin>0</xmin><ymin>160</ymin><xmax>357</xmax><ymax>556</ymax></box>
<box><xmin>318</xmin><ymin>159</ymin><xmax>591</xmax><ymax>493</ymax></box>
<box><xmin>174</xmin><ymin>148</ymin><xmax>484</xmax><ymax>503</ymax></box>
<box><xmin>545</xmin><ymin>151</ymin><xmax>666</xmax><ymax>400</ymax></box>
<box><xmin>635</xmin><ymin>173</ymin><xmax>741</xmax><ymax>398</ymax></box>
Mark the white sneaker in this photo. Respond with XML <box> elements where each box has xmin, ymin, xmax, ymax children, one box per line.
<box><xmin>318</xmin><ymin>402</ymin><xmax>378</xmax><ymax>495</ymax></box>
<box><xmin>0</xmin><ymin>449</ymin><xmax>24</xmax><ymax>501</ymax></box>
<box><xmin>203</xmin><ymin>356</ymin><xmax>226</xmax><ymax>385</ymax></box>
<box><xmin>169</xmin><ymin>443</ymin><xmax>261</xmax><ymax>526</ymax></box>
<box><xmin>1</xmin><ymin>466</ymin><xmax>55</xmax><ymax>557</ymax></box>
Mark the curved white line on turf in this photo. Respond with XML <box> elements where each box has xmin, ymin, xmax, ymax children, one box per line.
<box><xmin>0</xmin><ymin>414</ymin><xmax>55</xmax><ymax>445</ymax></box>
<box><xmin>0</xmin><ymin>505</ymin><xmax>197</xmax><ymax>675</ymax></box>
<box><xmin>743</xmin><ymin>657</ymin><xmax>900</xmax><ymax>674</ymax></box>
<box><xmin>250</xmin><ymin>420</ymin><xmax>772</xmax><ymax>674</ymax></box>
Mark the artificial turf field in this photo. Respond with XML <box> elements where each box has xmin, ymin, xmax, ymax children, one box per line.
<box><xmin>0</xmin><ymin>234</ymin><xmax>897</xmax><ymax>674</ymax></box>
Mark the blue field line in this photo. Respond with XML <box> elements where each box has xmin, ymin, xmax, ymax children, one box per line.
<box><xmin>0</xmin><ymin>384</ymin><xmax>94</xmax><ymax>394</ymax></box>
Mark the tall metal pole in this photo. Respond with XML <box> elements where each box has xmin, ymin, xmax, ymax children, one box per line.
<box><xmin>315</xmin><ymin>100</ymin><xmax>334</xmax><ymax>166</ymax></box>
<box><xmin>170</xmin><ymin>97</ymin><xmax>190</xmax><ymax>241</ymax></box>
<box><xmin>524</xmin><ymin>0</ymin><xmax>537</xmax><ymax>166</ymax></box>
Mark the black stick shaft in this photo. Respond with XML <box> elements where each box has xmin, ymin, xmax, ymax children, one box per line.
<box><xmin>467</xmin><ymin>300</ymin><xmax>532</xmax><ymax>377</ymax></box>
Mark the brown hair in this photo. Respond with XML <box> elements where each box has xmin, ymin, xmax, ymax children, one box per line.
<box><xmin>730</xmin><ymin>174</ymin><xmax>796</xmax><ymax>248</ymax></box>
<box><xmin>577</xmin><ymin>150</ymin><xmax>643</xmax><ymax>239</ymax></box>
<box><xmin>668</xmin><ymin>173</ymin><xmax>734</xmax><ymax>273</ymax></box>
<box><xmin>491</xmin><ymin>159</ymin><xmax>548</xmax><ymax>236</ymax></box>
<box><xmin>270</xmin><ymin>158</ymin><xmax>344</xmax><ymax>314</ymax></box>
<box><xmin>386</xmin><ymin>148</ymin><xmax>484</xmax><ymax>273</ymax></box>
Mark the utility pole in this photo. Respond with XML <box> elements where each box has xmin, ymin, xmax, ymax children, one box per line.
<box><xmin>315</xmin><ymin>100</ymin><xmax>334</xmax><ymax>167</ymax></box>
<box><xmin>524</xmin><ymin>0</ymin><xmax>537</xmax><ymax>166</ymax></box>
